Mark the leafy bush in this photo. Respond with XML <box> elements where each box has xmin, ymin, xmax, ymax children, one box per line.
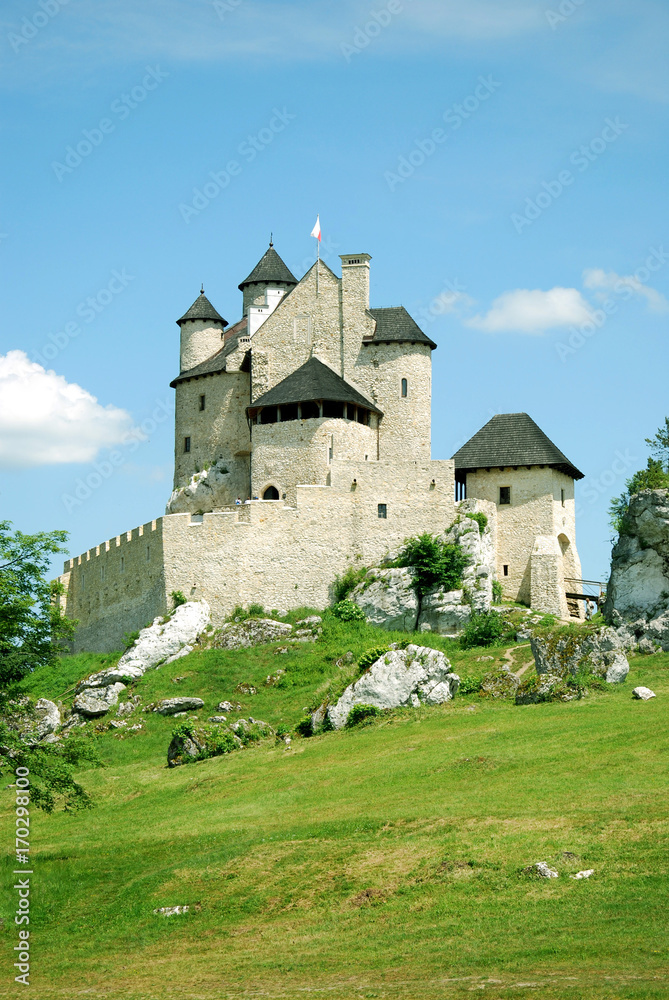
<box><xmin>358</xmin><ymin>645</ymin><xmax>390</xmax><ymax>673</ymax></box>
<box><xmin>537</xmin><ymin>614</ymin><xmax>557</xmax><ymax>628</ymax></box>
<box><xmin>460</xmin><ymin>611</ymin><xmax>506</xmax><ymax>649</ymax></box>
<box><xmin>170</xmin><ymin>590</ymin><xmax>187</xmax><ymax>610</ymax></box>
<box><xmin>295</xmin><ymin>716</ymin><xmax>314</xmax><ymax>737</ymax></box>
<box><xmin>123</xmin><ymin>629</ymin><xmax>140</xmax><ymax>649</ymax></box>
<box><xmin>0</xmin><ymin>724</ymin><xmax>101</xmax><ymax>812</ymax></box>
<box><xmin>333</xmin><ymin>565</ymin><xmax>369</xmax><ymax>603</ymax></box>
<box><xmin>394</xmin><ymin>533</ymin><xmax>469</xmax><ymax>598</ymax></box>
<box><xmin>332</xmin><ymin>600</ymin><xmax>366</xmax><ymax>623</ymax></box>
<box><xmin>458</xmin><ymin>675</ymin><xmax>484</xmax><ymax>695</ymax></box>
<box><xmin>492</xmin><ymin>580</ymin><xmax>503</xmax><ymax>604</ymax></box>
<box><xmin>346</xmin><ymin>704</ymin><xmax>382</xmax><ymax>727</ymax></box>
<box><xmin>465</xmin><ymin>511</ymin><xmax>488</xmax><ymax>533</ymax></box>
<box><xmin>248</xmin><ymin>603</ymin><xmax>265</xmax><ymax>617</ymax></box>
<box><xmin>170</xmin><ymin>722</ymin><xmax>237</xmax><ymax>764</ymax></box>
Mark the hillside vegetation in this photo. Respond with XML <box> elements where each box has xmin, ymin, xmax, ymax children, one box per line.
<box><xmin>1</xmin><ymin>608</ymin><xmax>668</xmax><ymax>999</ymax></box>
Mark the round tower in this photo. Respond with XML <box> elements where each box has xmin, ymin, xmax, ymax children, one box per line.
<box><xmin>238</xmin><ymin>240</ymin><xmax>298</xmax><ymax>316</ymax></box>
<box><xmin>176</xmin><ymin>288</ymin><xmax>227</xmax><ymax>372</ymax></box>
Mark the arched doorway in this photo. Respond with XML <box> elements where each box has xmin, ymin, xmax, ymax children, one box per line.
<box><xmin>263</xmin><ymin>485</ymin><xmax>280</xmax><ymax>500</ymax></box>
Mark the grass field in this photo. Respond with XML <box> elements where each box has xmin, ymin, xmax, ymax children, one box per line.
<box><xmin>1</xmin><ymin>611</ymin><xmax>668</xmax><ymax>999</ymax></box>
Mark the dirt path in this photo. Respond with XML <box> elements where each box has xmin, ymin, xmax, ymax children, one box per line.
<box><xmin>503</xmin><ymin>644</ymin><xmax>532</xmax><ymax>678</ymax></box>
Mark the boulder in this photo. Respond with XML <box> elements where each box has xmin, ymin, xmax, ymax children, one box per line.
<box><xmin>418</xmin><ymin>590</ymin><xmax>472</xmax><ymax>635</ymax></box>
<box><xmin>530</xmin><ymin>628</ymin><xmax>632</xmax><ymax>681</ymax></box>
<box><xmin>76</xmin><ymin>666</ymin><xmax>143</xmax><ymax>691</ymax></box>
<box><xmin>534</xmin><ymin>862</ymin><xmax>559</xmax><ymax>878</ymax></box>
<box><xmin>165</xmin><ymin>459</ymin><xmax>232</xmax><ymax>515</ymax></box>
<box><xmin>327</xmin><ymin>645</ymin><xmax>460</xmax><ymax>729</ymax></box>
<box><xmin>155</xmin><ymin>698</ymin><xmax>205</xmax><ymax>716</ymax></box>
<box><xmin>605</xmin><ymin>490</ymin><xmax>669</xmax><ymax>646</ymax></box>
<box><xmin>605</xmin><ymin>652</ymin><xmax>630</xmax><ymax>684</ymax></box>
<box><xmin>481</xmin><ymin>668</ymin><xmax>520</xmax><ymax>700</ymax></box>
<box><xmin>212</xmin><ymin>618</ymin><xmax>292</xmax><ymax>650</ymax></box>
<box><xmin>632</xmin><ymin>686</ymin><xmax>656</xmax><ymax>701</ymax></box>
<box><xmin>117</xmin><ymin>601</ymin><xmax>211</xmax><ymax>676</ymax></box>
<box><xmin>34</xmin><ymin>699</ymin><xmax>61</xmax><ymax>739</ymax></box>
<box><xmin>350</xmin><ymin>567</ymin><xmax>419</xmax><ymax>631</ymax></box>
<box><xmin>73</xmin><ymin>683</ymin><xmax>126</xmax><ymax>717</ymax></box>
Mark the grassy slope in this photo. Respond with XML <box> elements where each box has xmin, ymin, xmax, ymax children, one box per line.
<box><xmin>1</xmin><ymin>613</ymin><xmax>668</xmax><ymax>999</ymax></box>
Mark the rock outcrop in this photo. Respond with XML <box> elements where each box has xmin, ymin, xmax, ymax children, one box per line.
<box><xmin>118</xmin><ymin>601</ymin><xmax>211</xmax><ymax>675</ymax></box>
<box><xmin>165</xmin><ymin>460</ymin><xmax>233</xmax><ymax>515</ymax></box>
<box><xmin>211</xmin><ymin>618</ymin><xmax>293</xmax><ymax>650</ymax></box>
<box><xmin>326</xmin><ymin>645</ymin><xmax>460</xmax><ymax>729</ymax></box>
<box><xmin>530</xmin><ymin>626</ymin><xmax>633</xmax><ymax>684</ymax></box>
<box><xmin>154</xmin><ymin>698</ymin><xmax>205</xmax><ymax>716</ymax></box>
<box><xmin>349</xmin><ymin>507</ymin><xmax>496</xmax><ymax>635</ymax></box>
<box><xmin>605</xmin><ymin>490</ymin><xmax>669</xmax><ymax>648</ymax></box>
<box><xmin>73</xmin><ymin>683</ymin><xmax>126</xmax><ymax>717</ymax></box>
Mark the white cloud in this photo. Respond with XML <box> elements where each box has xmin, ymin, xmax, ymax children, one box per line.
<box><xmin>467</xmin><ymin>287</ymin><xmax>593</xmax><ymax>334</ymax></box>
<box><xmin>0</xmin><ymin>351</ymin><xmax>137</xmax><ymax>469</ymax></box>
<box><xmin>583</xmin><ymin>267</ymin><xmax>669</xmax><ymax>313</ymax></box>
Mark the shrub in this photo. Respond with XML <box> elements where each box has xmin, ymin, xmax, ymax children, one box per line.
<box><xmin>537</xmin><ymin>614</ymin><xmax>557</xmax><ymax>628</ymax></box>
<box><xmin>465</xmin><ymin>511</ymin><xmax>488</xmax><ymax>533</ymax></box>
<box><xmin>394</xmin><ymin>533</ymin><xmax>469</xmax><ymax>598</ymax></box>
<box><xmin>333</xmin><ymin>565</ymin><xmax>369</xmax><ymax>603</ymax></box>
<box><xmin>460</xmin><ymin>611</ymin><xmax>506</xmax><ymax>649</ymax></box>
<box><xmin>332</xmin><ymin>600</ymin><xmax>366</xmax><ymax>623</ymax></box>
<box><xmin>248</xmin><ymin>603</ymin><xmax>265</xmax><ymax>617</ymax></box>
<box><xmin>346</xmin><ymin>704</ymin><xmax>381</xmax><ymax>727</ymax></box>
<box><xmin>122</xmin><ymin>629</ymin><xmax>140</xmax><ymax>649</ymax></box>
<box><xmin>458</xmin><ymin>675</ymin><xmax>484</xmax><ymax>695</ymax></box>
<box><xmin>492</xmin><ymin>580</ymin><xmax>503</xmax><ymax>604</ymax></box>
<box><xmin>295</xmin><ymin>716</ymin><xmax>314</xmax><ymax>738</ymax></box>
<box><xmin>358</xmin><ymin>645</ymin><xmax>390</xmax><ymax>673</ymax></box>
<box><xmin>170</xmin><ymin>590</ymin><xmax>187</xmax><ymax>610</ymax></box>
<box><xmin>170</xmin><ymin>722</ymin><xmax>237</xmax><ymax>763</ymax></box>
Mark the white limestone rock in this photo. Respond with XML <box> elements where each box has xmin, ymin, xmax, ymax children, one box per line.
<box><xmin>444</xmin><ymin>505</ymin><xmax>496</xmax><ymax>613</ymax></box>
<box><xmin>165</xmin><ymin>460</ymin><xmax>232</xmax><ymax>515</ymax></box>
<box><xmin>350</xmin><ymin>567</ymin><xmax>419</xmax><ymax>631</ymax></box>
<box><xmin>212</xmin><ymin>618</ymin><xmax>293</xmax><ymax>650</ymax></box>
<box><xmin>154</xmin><ymin>906</ymin><xmax>190</xmax><ymax>916</ymax></box>
<box><xmin>605</xmin><ymin>652</ymin><xmax>630</xmax><ymax>684</ymax></box>
<box><xmin>34</xmin><ymin>699</ymin><xmax>61</xmax><ymax>739</ymax></box>
<box><xmin>570</xmin><ymin>869</ymin><xmax>595</xmax><ymax>879</ymax></box>
<box><xmin>117</xmin><ymin>601</ymin><xmax>210</xmax><ymax>675</ymax></box>
<box><xmin>533</xmin><ymin>862</ymin><xmax>559</xmax><ymax>878</ymax></box>
<box><xmin>327</xmin><ymin>645</ymin><xmax>460</xmax><ymax>729</ymax></box>
<box><xmin>632</xmin><ymin>686</ymin><xmax>656</xmax><ymax>701</ymax></box>
<box><xmin>155</xmin><ymin>698</ymin><xmax>205</xmax><ymax>716</ymax></box>
<box><xmin>418</xmin><ymin>590</ymin><xmax>472</xmax><ymax>635</ymax></box>
<box><xmin>605</xmin><ymin>490</ymin><xmax>669</xmax><ymax>632</ymax></box>
<box><xmin>73</xmin><ymin>683</ymin><xmax>126</xmax><ymax>717</ymax></box>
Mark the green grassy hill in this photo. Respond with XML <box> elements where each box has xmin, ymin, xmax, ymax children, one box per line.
<box><xmin>1</xmin><ymin>611</ymin><xmax>668</xmax><ymax>999</ymax></box>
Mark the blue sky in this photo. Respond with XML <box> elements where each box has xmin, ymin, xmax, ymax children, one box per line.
<box><xmin>0</xmin><ymin>0</ymin><xmax>667</xmax><ymax>581</ymax></box>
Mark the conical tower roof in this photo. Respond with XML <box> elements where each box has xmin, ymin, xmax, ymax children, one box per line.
<box><xmin>177</xmin><ymin>289</ymin><xmax>227</xmax><ymax>327</ymax></box>
<box><xmin>452</xmin><ymin>413</ymin><xmax>584</xmax><ymax>480</ymax></box>
<box><xmin>238</xmin><ymin>242</ymin><xmax>298</xmax><ymax>291</ymax></box>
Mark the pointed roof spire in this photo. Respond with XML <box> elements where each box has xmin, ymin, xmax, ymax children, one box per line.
<box><xmin>238</xmin><ymin>244</ymin><xmax>298</xmax><ymax>291</ymax></box>
<box><xmin>177</xmin><ymin>289</ymin><xmax>227</xmax><ymax>328</ymax></box>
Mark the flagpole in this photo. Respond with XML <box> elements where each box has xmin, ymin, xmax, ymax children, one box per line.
<box><xmin>316</xmin><ymin>234</ymin><xmax>320</xmax><ymax>295</ymax></box>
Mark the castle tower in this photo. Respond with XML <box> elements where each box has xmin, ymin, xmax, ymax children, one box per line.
<box><xmin>238</xmin><ymin>241</ymin><xmax>298</xmax><ymax>317</ymax></box>
<box><xmin>176</xmin><ymin>289</ymin><xmax>227</xmax><ymax>372</ymax></box>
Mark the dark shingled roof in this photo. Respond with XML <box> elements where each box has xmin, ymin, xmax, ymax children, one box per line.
<box><xmin>177</xmin><ymin>291</ymin><xmax>227</xmax><ymax>328</ymax></box>
<box><xmin>452</xmin><ymin>413</ymin><xmax>584</xmax><ymax>480</ymax></box>
<box><xmin>366</xmin><ymin>307</ymin><xmax>437</xmax><ymax>350</ymax></box>
<box><xmin>249</xmin><ymin>357</ymin><xmax>382</xmax><ymax>414</ymax></box>
<box><xmin>238</xmin><ymin>244</ymin><xmax>298</xmax><ymax>291</ymax></box>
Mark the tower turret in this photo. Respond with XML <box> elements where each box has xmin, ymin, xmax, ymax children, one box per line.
<box><xmin>238</xmin><ymin>241</ymin><xmax>298</xmax><ymax>316</ymax></box>
<box><xmin>176</xmin><ymin>288</ymin><xmax>227</xmax><ymax>372</ymax></box>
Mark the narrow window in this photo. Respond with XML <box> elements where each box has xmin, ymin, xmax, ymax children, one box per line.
<box><xmin>100</xmin><ymin>564</ymin><xmax>105</xmax><ymax>582</ymax></box>
<box><xmin>561</xmin><ymin>488</ymin><xmax>565</xmax><ymax>507</ymax></box>
<box><xmin>199</xmin><ymin>394</ymin><xmax>206</xmax><ymax>411</ymax></box>
<box><xmin>120</xmin><ymin>556</ymin><xmax>125</xmax><ymax>573</ymax></box>
<box><xmin>378</xmin><ymin>503</ymin><xmax>387</xmax><ymax>519</ymax></box>
<box><xmin>82</xmin><ymin>573</ymin><xmax>85</xmax><ymax>591</ymax></box>
<box><xmin>401</xmin><ymin>378</ymin><xmax>408</xmax><ymax>398</ymax></box>
<box><xmin>146</xmin><ymin>546</ymin><xmax>150</xmax><ymax>562</ymax></box>
<box><xmin>499</xmin><ymin>486</ymin><xmax>511</xmax><ymax>505</ymax></box>
<box><xmin>184</xmin><ymin>437</ymin><xmax>191</xmax><ymax>453</ymax></box>
<box><xmin>503</xmin><ymin>565</ymin><xmax>509</xmax><ymax>577</ymax></box>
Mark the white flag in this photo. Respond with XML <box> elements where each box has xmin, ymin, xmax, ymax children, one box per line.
<box><xmin>310</xmin><ymin>215</ymin><xmax>321</xmax><ymax>241</ymax></box>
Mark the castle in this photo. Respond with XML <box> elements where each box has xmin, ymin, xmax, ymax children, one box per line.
<box><xmin>59</xmin><ymin>242</ymin><xmax>584</xmax><ymax>651</ymax></box>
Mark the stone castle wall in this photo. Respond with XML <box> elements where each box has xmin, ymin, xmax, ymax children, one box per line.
<box><xmin>61</xmin><ymin>458</ymin><xmax>458</xmax><ymax>652</ymax></box>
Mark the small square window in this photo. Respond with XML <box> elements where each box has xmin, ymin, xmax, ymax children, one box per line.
<box><xmin>499</xmin><ymin>486</ymin><xmax>511</xmax><ymax>505</ymax></box>
<box><xmin>199</xmin><ymin>395</ymin><xmax>206</xmax><ymax>411</ymax></box>
<box><xmin>503</xmin><ymin>565</ymin><xmax>509</xmax><ymax>577</ymax></box>
<box><xmin>378</xmin><ymin>503</ymin><xmax>387</xmax><ymax>519</ymax></box>
<box><xmin>184</xmin><ymin>437</ymin><xmax>191</xmax><ymax>453</ymax></box>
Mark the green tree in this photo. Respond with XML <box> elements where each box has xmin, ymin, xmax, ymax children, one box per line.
<box><xmin>0</xmin><ymin>521</ymin><xmax>76</xmax><ymax>689</ymax></box>
<box><xmin>609</xmin><ymin>457</ymin><xmax>669</xmax><ymax>534</ymax></box>
<box><xmin>645</xmin><ymin>417</ymin><xmax>669</xmax><ymax>466</ymax></box>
